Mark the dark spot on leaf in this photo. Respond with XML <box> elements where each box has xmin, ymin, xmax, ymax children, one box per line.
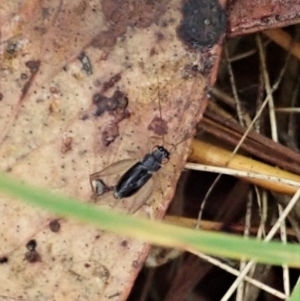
<box><xmin>132</xmin><ymin>260</ymin><xmax>140</xmax><ymax>268</ymax></box>
<box><xmin>25</xmin><ymin>60</ymin><xmax>41</xmax><ymax>74</ymax></box>
<box><xmin>102</xmin><ymin>73</ymin><xmax>121</xmax><ymax>93</ymax></box>
<box><xmin>93</xmin><ymin>90</ymin><xmax>128</xmax><ymax>117</ymax></box>
<box><xmin>49</xmin><ymin>219</ymin><xmax>61</xmax><ymax>232</ymax></box>
<box><xmin>102</xmin><ymin>124</ymin><xmax>120</xmax><ymax>146</ymax></box>
<box><xmin>26</xmin><ymin>239</ymin><xmax>37</xmax><ymax>252</ymax></box>
<box><xmin>148</xmin><ymin>116</ymin><xmax>168</xmax><ymax>136</ymax></box>
<box><xmin>261</xmin><ymin>16</ymin><xmax>271</xmax><ymax>23</ymax></box>
<box><xmin>177</xmin><ymin>0</ymin><xmax>227</xmax><ymax>49</ymax></box>
<box><xmin>0</xmin><ymin>256</ymin><xmax>8</xmax><ymax>264</ymax></box>
<box><xmin>92</xmin><ymin>0</ymin><xmax>168</xmax><ymax>49</ymax></box>
<box><xmin>21</xmin><ymin>81</ymin><xmax>31</xmax><ymax>97</ymax></box>
<box><xmin>61</xmin><ymin>137</ymin><xmax>73</xmax><ymax>154</ymax></box>
<box><xmin>121</xmin><ymin>240</ymin><xmax>128</xmax><ymax>247</ymax></box>
<box><xmin>78</xmin><ymin>51</ymin><xmax>93</xmax><ymax>75</ymax></box>
<box><xmin>6</xmin><ymin>42</ymin><xmax>18</xmax><ymax>54</ymax></box>
<box><xmin>25</xmin><ymin>250</ymin><xmax>41</xmax><ymax>263</ymax></box>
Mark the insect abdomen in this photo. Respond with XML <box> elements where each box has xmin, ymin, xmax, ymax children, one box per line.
<box><xmin>115</xmin><ymin>163</ymin><xmax>152</xmax><ymax>198</ymax></box>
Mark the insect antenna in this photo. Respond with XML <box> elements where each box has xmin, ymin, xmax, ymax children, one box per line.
<box><xmin>156</xmin><ymin>74</ymin><xmax>165</xmax><ymax>146</ymax></box>
<box><xmin>168</xmin><ymin>132</ymin><xmax>194</xmax><ymax>154</ymax></box>
<box><xmin>156</xmin><ymin>73</ymin><xmax>195</xmax><ymax>153</ymax></box>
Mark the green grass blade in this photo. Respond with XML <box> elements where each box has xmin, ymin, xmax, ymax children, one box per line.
<box><xmin>0</xmin><ymin>172</ymin><xmax>300</xmax><ymax>267</ymax></box>
<box><xmin>288</xmin><ymin>277</ymin><xmax>300</xmax><ymax>301</ymax></box>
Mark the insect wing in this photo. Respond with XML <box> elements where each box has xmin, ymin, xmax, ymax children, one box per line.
<box><xmin>90</xmin><ymin>158</ymin><xmax>137</xmax><ymax>179</ymax></box>
<box><xmin>90</xmin><ymin>158</ymin><xmax>137</xmax><ymax>195</ymax></box>
<box><xmin>128</xmin><ymin>176</ymin><xmax>155</xmax><ymax>214</ymax></box>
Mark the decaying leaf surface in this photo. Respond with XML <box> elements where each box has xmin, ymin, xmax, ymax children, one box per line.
<box><xmin>228</xmin><ymin>0</ymin><xmax>300</xmax><ymax>37</ymax></box>
<box><xmin>0</xmin><ymin>0</ymin><xmax>226</xmax><ymax>300</ymax></box>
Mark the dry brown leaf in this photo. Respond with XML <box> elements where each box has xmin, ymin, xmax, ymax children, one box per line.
<box><xmin>0</xmin><ymin>1</ymin><xmax>226</xmax><ymax>300</ymax></box>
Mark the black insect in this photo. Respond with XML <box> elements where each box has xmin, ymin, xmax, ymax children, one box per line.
<box><xmin>90</xmin><ymin>146</ymin><xmax>170</xmax><ymax>202</ymax></box>
<box><xmin>114</xmin><ymin>146</ymin><xmax>170</xmax><ymax>198</ymax></box>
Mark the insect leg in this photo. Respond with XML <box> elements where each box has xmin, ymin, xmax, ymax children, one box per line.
<box><xmin>92</xmin><ymin>191</ymin><xmax>116</xmax><ymax>209</ymax></box>
<box><xmin>155</xmin><ymin>172</ymin><xmax>164</xmax><ymax>197</ymax></box>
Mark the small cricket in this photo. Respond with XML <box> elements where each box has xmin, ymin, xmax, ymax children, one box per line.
<box><xmin>89</xmin><ymin>75</ymin><xmax>188</xmax><ymax>214</ymax></box>
<box><xmin>90</xmin><ymin>144</ymin><xmax>171</xmax><ymax>213</ymax></box>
